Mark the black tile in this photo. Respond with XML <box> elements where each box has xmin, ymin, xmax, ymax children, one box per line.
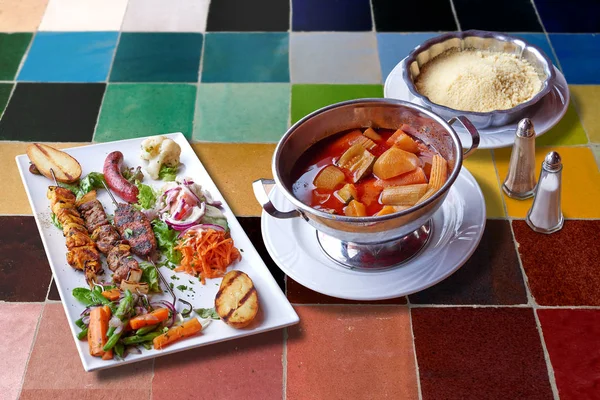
<box><xmin>292</xmin><ymin>0</ymin><xmax>372</xmax><ymax>32</ymax></box>
<box><xmin>47</xmin><ymin>278</ymin><xmax>61</xmax><ymax>301</ymax></box>
<box><xmin>0</xmin><ymin>216</ymin><xmax>52</xmax><ymax>302</ymax></box>
<box><xmin>372</xmin><ymin>0</ymin><xmax>457</xmax><ymax>32</ymax></box>
<box><xmin>0</xmin><ymin>83</ymin><xmax>105</xmax><ymax>142</ymax></box>
<box><xmin>207</xmin><ymin>0</ymin><xmax>289</xmax><ymax>32</ymax></box>
<box><xmin>453</xmin><ymin>0</ymin><xmax>543</xmax><ymax>32</ymax></box>
<box><xmin>535</xmin><ymin>0</ymin><xmax>600</xmax><ymax>33</ymax></box>
<box><xmin>237</xmin><ymin>217</ymin><xmax>285</xmax><ymax>292</ymax></box>
<box><xmin>409</xmin><ymin>220</ymin><xmax>528</xmax><ymax>305</ymax></box>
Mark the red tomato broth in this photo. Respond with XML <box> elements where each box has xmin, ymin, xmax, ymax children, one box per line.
<box><xmin>291</xmin><ymin>126</ymin><xmax>445</xmax><ymax>217</ymax></box>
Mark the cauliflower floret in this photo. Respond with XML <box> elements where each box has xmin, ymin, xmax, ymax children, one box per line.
<box><xmin>141</xmin><ymin>136</ymin><xmax>165</xmax><ymax>160</ymax></box>
<box><xmin>144</xmin><ymin>137</ymin><xmax>181</xmax><ymax>180</ymax></box>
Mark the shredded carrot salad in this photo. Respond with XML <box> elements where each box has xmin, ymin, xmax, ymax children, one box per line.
<box><xmin>174</xmin><ymin>229</ymin><xmax>241</xmax><ymax>284</ymax></box>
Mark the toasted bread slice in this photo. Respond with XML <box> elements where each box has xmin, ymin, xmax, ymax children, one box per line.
<box><xmin>215</xmin><ymin>271</ymin><xmax>259</xmax><ymax>328</ymax></box>
<box><xmin>26</xmin><ymin>143</ymin><xmax>82</xmax><ymax>183</ymax></box>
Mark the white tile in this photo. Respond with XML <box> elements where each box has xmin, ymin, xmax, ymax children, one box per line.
<box><xmin>122</xmin><ymin>0</ymin><xmax>210</xmax><ymax>32</ymax></box>
<box><xmin>39</xmin><ymin>0</ymin><xmax>128</xmax><ymax>31</ymax></box>
<box><xmin>290</xmin><ymin>32</ymin><xmax>382</xmax><ymax>84</ymax></box>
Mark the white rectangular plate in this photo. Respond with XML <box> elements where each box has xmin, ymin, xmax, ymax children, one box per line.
<box><xmin>16</xmin><ymin>132</ymin><xmax>299</xmax><ymax>372</ymax></box>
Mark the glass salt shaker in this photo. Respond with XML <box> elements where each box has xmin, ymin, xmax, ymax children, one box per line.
<box><xmin>526</xmin><ymin>151</ymin><xmax>563</xmax><ymax>234</ymax></box>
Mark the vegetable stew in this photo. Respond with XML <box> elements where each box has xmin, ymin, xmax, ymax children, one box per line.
<box><xmin>291</xmin><ymin>125</ymin><xmax>449</xmax><ymax>217</ymax></box>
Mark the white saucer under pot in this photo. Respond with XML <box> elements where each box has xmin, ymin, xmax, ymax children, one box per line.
<box><xmin>384</xmin><ymin>61</ymin><xmax>570</xmax><ymax>150</ymax></box>
<box><xmin>261</xmin><ymin>168</ymin><xmax>487</xmax><ymax>301</ymax></box>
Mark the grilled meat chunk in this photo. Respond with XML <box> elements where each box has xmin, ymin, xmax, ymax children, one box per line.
<box><xmin>62</xmin><ymin>221</ymin><xmax>88</xmax><ymax>237</ymax></box>
<box><xmin>65</xmin><ymin>230</ymin><xmax>95</xmax><ymax>249</ymax></box>
<box><xmin>114</xmin><ymin>204</ymin><xmax>157</xmax><ymax>257</ymax></box>
<box><xmin>112</xmin><ymin>256</ymin><xmax>138</xmax><ymax>283</ymax></box>
<box><xmin>107</xmin><ymin>243</ymin><xmax>131</xmax><ymax>271</ymax></box>
<box><xmin>78</xmin><ymin>200</ymin><xmax>110</xmax><ymax>234</ymax></box>
<box><xmin>55</xmin><ymin>207</ymin><xmax>85</xmax><ymax>226</ymax></box>
<box><xmin>66</xmin><ymin>245</ymin><xmax>100</xmax><ymax>272</ymax></box>
<box><xmin>47</xmin><ymin>186</ymin><xmax>76</xmax><ymax>207</ymax></box>
<box><xmin>91</xmin><ymin>225</ymin><xmax>121</xmax><ymax>254</ymax></box>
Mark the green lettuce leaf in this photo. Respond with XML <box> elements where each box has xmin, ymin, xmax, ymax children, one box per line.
<box><xmin>51</xmin><ymin>213</ymin><xmax>62</xmax><ymax>230</ymax></box>
<box><xmin>135</xmin><ymin>181</ymin><xmax>157</xmax><ymax>210</ymax></box>
<box><xmin>79</xmin><ymin>172</ymin><xmax>105</xmax><ymax>194</ymax></box>
<box><xmin>158</xmin><ymin>164</ymin><xmax>178</xmax><ymax>181</ymax></box>
<box><xmin>151</xmin><ymin>219</ymin><xmax>182</xmax><ymax>268</ymax></box>
<box><xmin>139</xmin><ymin>261</ymin><xmax>161</xmax><ymax>293</ymax></box>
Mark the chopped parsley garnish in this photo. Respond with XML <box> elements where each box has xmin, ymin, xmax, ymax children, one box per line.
<box><xmin>195</xmin><ymin>307</ymin><xmax>220</xmax><ymax>320</ymax></box>
<box><xmin>176</xmin><ymin>285</ymin><xmax>188</xmax><ymax>291</ymax></box>
<box><xmin>123</xmin><ymin>228</ymin><xmax>133</xmax><ymax>238</ymax></box>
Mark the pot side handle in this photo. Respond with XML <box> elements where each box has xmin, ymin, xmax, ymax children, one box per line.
<box><xmin>252</xmin><ymin>179</ymin><xmax>300</xmax><ymax>219</ymax></box>
<box><xmin>448</xmin><ymin>116</ymin><xmax>480</xmax><ymax>159</ymax></box>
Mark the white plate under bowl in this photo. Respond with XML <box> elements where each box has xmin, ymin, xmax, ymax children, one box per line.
<box><xmin>16</xmin><ymin>133</ymin><xmax>298</xmax><ymax>372</ymax></box>
<box><xmin>261</xmin><ymin>168</ymin><xmax>486</xmax><ymax>301</ymax></box>
<box><xmin>384</xmin><ymin>59</ymin><xmax>570</xmax><ymax>149</ymax></box>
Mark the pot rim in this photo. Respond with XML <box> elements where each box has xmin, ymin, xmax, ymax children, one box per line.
<box><xmin>272</xmin><ymin>98</ymin><xmax>464</xmax><ymax>223</ymax></box>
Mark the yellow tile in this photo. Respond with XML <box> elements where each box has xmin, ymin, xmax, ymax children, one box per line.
<box><xmin>0</xmin><ymin>142</ymin><xmax>86</xmax><ymax>215</ymax></box>
<box><xmin>463</xmin><ymin>149</ymin><xmax>505</xmax><ymax>218</ymax></box>
<box><xmin>570</xmin><ymin>85</ymin><xmax>600</xmax><ymax>143</ymax></box>
<box><xmin>0</xmin><ymin>0</ymin><xmax>49</xmax><ymax>32</ymax></box>
<box><xmin>192</xmin><ymin>143</ymin><xmax>275</xmax><ymax>217</ymax></box>
<box><xmin>494</xmin><ymin>146</ymin><xmax>600</xmax><ymax>218</ymax></box>
<box><xmin>536</xmin><ymin>102</ymin><xmax>588</xmax><ymax>146</ymax></box>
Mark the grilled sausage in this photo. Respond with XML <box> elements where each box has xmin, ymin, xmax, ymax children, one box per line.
<box><xmin>103</xmin><ymin>151</ymin><xmax>139</xmax><ymax>203</ymax></box>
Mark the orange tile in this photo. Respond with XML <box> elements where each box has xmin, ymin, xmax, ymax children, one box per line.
<box><xmin>0</xmin><ymin>0</ymin><xmax>49</xmax><ymax>32</ymax></box>
<box><xmin>570</xmin><ymin>85</ymin><xmax>600</xmax><ymax>143</ymax></box>
<box><xmin>153</xmin><ymin>330</ymin><xmax>283</xmax><ymax>400</ymax></box>
<box><xmin>463</xmin><ymin>149</ymin><xmax>505</xmax><ymax>217</ymax></box>
<box><xmin>287</xmin><ymin>305</ymin><xmax>418</xmax><ymax>400</ymax></box>
<box><xmin>192</xmin><ymin>143</ymin><xmax>275</xmax><ymax>217</ymax></box>
<box><xmin>0</xmin><ymin>303</ymin><xmax>43</xmax><ymax>400</ymax></box>
<box><xmin>0</xmin><ymin>142</ymin><xmax>87</xmax><ymax>215</ymax></box>
<box><xmin>494</xmin><ymin>146</ymin><xmax>600</xmax><ymax>218</ymax></box>
<box><xmin>20</xmin><ymin>304</ymin><xmax>153</xmax><ymax>393</ymax></box>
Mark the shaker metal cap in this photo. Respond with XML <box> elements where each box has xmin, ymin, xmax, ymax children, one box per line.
<box><xmin>516</xmin><ymin>118</ymin><xmax>535</xmax><ymax>138</ymax></box>
<box><xmin>543</xmin><ymin>151</ymin><xmax>562</xmax><ymax>171</ymax></box>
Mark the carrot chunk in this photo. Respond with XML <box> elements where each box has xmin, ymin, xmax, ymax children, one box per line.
<box><xmin>101</xmin><ymin>288</ymin><xmax>121</xmax><ymax>301</ymax></box>
<box><xmin>129</xmin><ymin>308</ymin><xmax>170</xmax><ymax>330</ymax></box>
<box><xmin>153</xmin><ymin>318</ymin><xmax>203</xmax><ymax>350</ymax></box>
<box><xmin>88</xmin><ymin>305</ymin><xmax>111</xmax><ymax>358</ymax></box>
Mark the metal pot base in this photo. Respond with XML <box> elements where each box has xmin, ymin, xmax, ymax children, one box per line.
<box><xmin>316</xmin><ymin>220</ymin><xmax>433</xmax><ymax>271</ymax></box>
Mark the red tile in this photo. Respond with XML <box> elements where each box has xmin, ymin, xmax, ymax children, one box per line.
<box><xmin>0</xmin><ymin>303</ymin><xmax>43</xmax><ymax>400</ymax></box>
<box><xmin>411</xmin><ymin>307</ymin><xmax>553</xmax><ymax>399</ymax></box>
<box><xmin>538</xmin><ymin>309</ymin><xmax>600</xmax><ymax>399</ymax></box>
<box><xmin>20</xmin><ymin>303</ymin><xmax>152</xmax><ymax>396</ymax></box>
<box><xmin>19</xmin><ymin>389</ymin><xmax>149</xmax><ymax>400</ymax></box>
<box><xmin>286</xmin><ymin>277</ymin><xmax>407</xmax><ymax>304</ymax></box>
<box><xmin>513</xmin><ymin>220</ymin><xmax>600</xmax><ymax>306</ymax></box>
<box><xmin>287</xmin><ymin>305</ymin><xmax>418</xmax><ymax>400</ymax></box>
<box><xmin>152</xmin><ymin>330</ymin><xmax>284</xmax><ymax>400</ymax></box>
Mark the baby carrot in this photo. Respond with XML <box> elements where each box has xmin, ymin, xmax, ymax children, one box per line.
<box><xmin>101</xmin><ymin>288</ymin><xmax>121</xmax><ymax>301</ymax></box>
<box><xmin>129</xmin><ymin>308</ymin><xmax>170</xmax><ymax>330</ymax></box>
<box><xmin>88</xmin><ymin>305</ymin><xmax>111</xmax><ymax>358</ymax></box>
<box><xmin>153</xmin><ymin>318</ymin><xmax>202</xmax><ymax>350</ymax></box>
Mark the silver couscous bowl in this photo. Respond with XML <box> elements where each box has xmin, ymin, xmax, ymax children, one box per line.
<box><xmin>401</xmin><ymin>30</ymin><xmax>556</xmax><ymax>129</ymax></box>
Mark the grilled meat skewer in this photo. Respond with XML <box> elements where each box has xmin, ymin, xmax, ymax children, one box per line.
<box><xmin>114</xmin><ymin>203</ymin><xmax>157</xmax><ymax>257</ymax></box>
<box><xmin>47</xmin><ymin>186</ymin><xmax>101</xmax><ymax>285</ymax></box>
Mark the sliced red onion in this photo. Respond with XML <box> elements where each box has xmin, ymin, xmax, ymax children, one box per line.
<box><xmin>109</xmin><ymin>315</ymin><xmax>123</xmax><ymax>329</ymax></box>
<box><xmin>202</xmin><ymin>190</ymin><xmax>222</xmax><ymax>207</ymax></box>
<box><xmin>114</xmin><ymin>324</ymin><xmax>124</xmax><ymax>335</ymax></box>
<box><xmin>81</xmin><ymin>316</ymin><xmax>90</xmax><ymax>325</ymax></box>
<box><xmin>125</xmin><ymin>346</ymin><xmax>142</xmax><ymax>355</ymax></box>
<box><xmin>178</xmin><ymin>223</ymin><xmax>225</xmax><ymax>238</ymax></box>
<box><xmin>80</xmin><ymin>307</ymin><xmax>92</xmax><ymax>317</ymax></box>
<box><xmin>150</xmin><ymin>300</ymin><xmax>176</xmax><ymax>327</ymax></box>
<box><xmin>134</xmin><ymin>306</ymin><xmax>148</xmax><ymax>316</ymax></box>
<box><xmin>164</xmin><ymin>203</ymin><xmax>205</xmax><ymax>231</ymax></box>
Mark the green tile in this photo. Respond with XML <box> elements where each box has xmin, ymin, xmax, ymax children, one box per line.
<box><xmin>94</xmin><ymin>84</ymin><xmax>196</xmax><ymax>142</ymax></box>
<box><xmin>0</xmin><ymin>33</ymin><xmax>32</xmax><ymax>80</ymax></box>
<box><xmin>537</xmin><ymin>103</ymin><xmax>589</xmax><ymax>146</ymax></box>
<box><xmin>0</xmin><ymin>84</ymin><xmax>13</xmax><ymax>116</ymax></box>
<box><xmin>194</xmin><ymin>83</ymin><xmax>290</xmax><ymax>142</ymax></box>
<box><xmin>291</xmin><ymin>84</ymin><xmax>383</xmax><ymax>123</ymax></box>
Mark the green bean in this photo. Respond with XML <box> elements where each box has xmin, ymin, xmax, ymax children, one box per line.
<box><xmin>103</xmin><ymin>331</ymin><xmax>123</xmax><ymax>352</ymax></box>
<box><xmin>75</xmin><ymin>318</ymin><xmax>86</xmax><ymax>329</ymax></box>
<box><xmin>121</xmin><ymin>332</ymin><xmax>162</xmax><ymax>346</ymax></box>
<box><xmin>141</xmin><ymin>341</ymin><xmax>152</xmax><ymax>350</ymax></box>
<box><xmin>114</xmin><ymin>342</ymin><xmax>125</xmax><ymax>358</ymax></box>
<box><xmin>103</xmin><ymin>289</ymin><xmax>136</xmax><ymax>350</ymax></box>
<box><xmin>136</xmin><ymin>324</ymin><xmax>159</xmax><ymax>336</ymax></box>
<box><xmin>77</xmin><ymin>328</ymin><xmax>88</xmax><ymax>340</ymax></box>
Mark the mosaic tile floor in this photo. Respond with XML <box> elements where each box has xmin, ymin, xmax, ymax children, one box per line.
<box><xmin>0</xmin><ymin>0</ymin><xmax>599</xmax><ymax>399</ymax></box>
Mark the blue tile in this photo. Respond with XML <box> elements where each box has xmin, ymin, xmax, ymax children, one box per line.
<box><xmin>535</xmin><ymin>0</ymin><xmax>600</xmax><ymax>33</ymax></box>
<box><xmin>513</xmin><ymin>33</ymin><xmax>559</xmax><ymax>66</ymax></box>
<box><xmin>376</xmin><ymin>33</ymin><xmax>439</xmax><ymax>80</ymax></box>
<box><xmin>549</xmin><ymin>34</ymin><xmax>600</xmax><ymax>84</ymax></box>
<box><xmin>18</xmin><ymin>32</ymin><xmax>118</xmax><ymax>83</ymax></box>
<box><xmin>292</xmin><ymin>0</ymin><xmax>372</xmax><ymax>32</ymax></box>
<box><xmin>201</xmin><ymin>33</ymin><xmax>289</xmax><ymax>83</ymax></box>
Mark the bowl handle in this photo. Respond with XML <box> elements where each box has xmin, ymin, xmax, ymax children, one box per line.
<box><xmin>448</xmin><ymin>116</ymin><xmax>480</xmax><ymax>158</ymax></box>
<box><xmin>253</xmin><ymin>179</ymin><xmax>301</xmax><ymax>219</ymax></box>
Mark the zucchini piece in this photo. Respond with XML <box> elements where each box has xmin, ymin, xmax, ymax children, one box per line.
<box><xmin>363</xmin><ymin>127</ymin><xmax>382</xmax><ymax>141</ymax></box>
<box><xmin>352</xmin><ymin>135</ymin><xmax>377</xmax><ymax>150</ymax></box>
<box><xmin>336</xmin><ymin>144</ymin><xmax>376</xmax><ymax>183</ymax></box>
<box><xmin>344</xmin><ymin>200</ymin><xmax>367</xmax><ymax>217</ymax></box>
<box><xmin>334</xmin><ymin>183</ymin><xmax>358</xmax><ymax>204</ymax></box>
<box><xmin>373</xmin><ymin>147</ymin><xmax>419</xmax><ymax>180</ymax></box>
<box><xmin>313</xmin><ymin>165</ymin><xmax>346</xmax><ymax>190</ymax></box>
<box><xmin>380</xmin><ymin>184</ymin><xmax>428</xmax><ymax>206</ymax></box>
